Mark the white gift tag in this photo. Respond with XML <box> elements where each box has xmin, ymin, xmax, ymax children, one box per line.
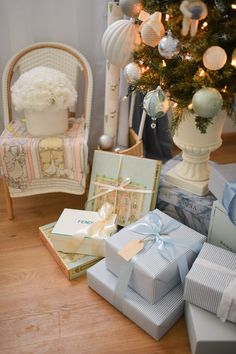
<box><xmin>118</xmin><ymin>239</ymin><xmax>144</xmax><ymax>262</ymax></box>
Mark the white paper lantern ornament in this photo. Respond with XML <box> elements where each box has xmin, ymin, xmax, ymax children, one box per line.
<box><xmin>123</xmin><ymin>62</ymin><xmax>142</xmax><ymax>84</ymax></box>
<box><xmin>143</xmin><ymin>86</ymin><xmax>169</xmax><ymax>128</ymax></box>
<box><xmin>192</xmin><ymin>87</ymin><xmax>223</xmax><ymax>118</ymax></box>
<box><xmin>158</xmin><ymin>30</ymin><xmax>181</xmax><ymax>59</ymax></box>
<box><xmin>120</xmin><ymin>0</ymin><xmax>144</xmax><ymax>18</ymax></box>
<box><xmin>140</xmin><ymin>12</ymin><xmax>165</xmax><ymax>48</ymax></box>
<box><xmin>102</xmin><ymin>19</ymin><xmax>141</xmax><ymax>68</ymax></box>
<box><xmin>203</xmin><ymin>46</ymin><xmax>227</xmax><ymax>70</ymax></box>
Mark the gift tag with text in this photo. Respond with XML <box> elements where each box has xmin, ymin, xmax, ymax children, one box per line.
<box><xmin>118</xmin><ymin>239</ymin><xmax>144</xmax><ymax>262</ymax></box>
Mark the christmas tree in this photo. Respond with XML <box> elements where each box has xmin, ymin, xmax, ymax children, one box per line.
<box><xmin>129</xmin><ymin>0</ymin><xmax>236</xmax><ymax>133</ymax></box>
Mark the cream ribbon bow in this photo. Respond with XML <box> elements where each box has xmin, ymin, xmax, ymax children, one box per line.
<box><xmin>73</xmin><ymin>202</ymin><xmax>116</xmax><ymax>240</ymax></box>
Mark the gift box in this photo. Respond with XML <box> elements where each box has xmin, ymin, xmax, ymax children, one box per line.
<box><xmin>86</xmin><ymin>150</ymin><xmax>162</xmax><ymax>226</ymax></box>
<box><xmin>156</xmin><ymin>156</ymin><xmax>216</xmax><ymax>236</ymax></box>
<box><xmin>51</xmin><ymin>204</ymin><xmax>117</xmax><ymax>257</ymax></box>
<box><xmin>106</xmin><ymin>209</ymin><xmax>206</xmax><ymax>304</ymax></box>
<box><xmin>209</xmin><ymin>163</ymin><xmax>236</xmax><ymax>225</ymax></box>
<box><xmin>184</xmin><ymin>243</ymin><xmax>236</xmax><ymax>323</ymax></box>
<box><xmin>39</xmin><ymin>222</ymin><xmax>101</xmax><ymax>280</ymax></box>
<box><xmin>208</xmin><ymin>201</ymin><xmax>236</xmax><ymax>253</ymax></box>
<box><xmin>87</xmin><ymin>259</ymin><xmax>184</xmax><ymax>341</ymax></box>
<box><xmin>185</xmin><ymin>302</ymin><xmax>236</xmax><ymax>354</ymax></box>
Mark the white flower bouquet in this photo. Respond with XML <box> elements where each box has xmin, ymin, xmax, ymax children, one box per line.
<box><xmin>11</xmin><ymin>66</ymin><xmax>77</xmax><ymax>112</ymax></box>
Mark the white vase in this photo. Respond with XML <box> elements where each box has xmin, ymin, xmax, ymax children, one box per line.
<box><xmin>165</xmin><ymin>109</ymin><xmax>226</xmax><ymax>196</ymax></box>
<box><xmin>25</xmin><ymin>106</ymin><xmax>68</xmax><ymax>137</ymax></box>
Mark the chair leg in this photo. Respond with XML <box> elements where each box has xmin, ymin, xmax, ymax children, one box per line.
<box><xmin>2</xmin><ymin>177</ymin><xmax>14</xmax><ymax>220</ymax></box>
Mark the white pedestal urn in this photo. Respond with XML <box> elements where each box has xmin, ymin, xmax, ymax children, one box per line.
<box><xmin>25</xmin><ymin>106</ymin><xmax>68</xmax><ymax>137</ymax></box>
<box><xmin>165</xmin><ymin>109</ymin><xmax>226</xmax><ymax>196</ymax></box>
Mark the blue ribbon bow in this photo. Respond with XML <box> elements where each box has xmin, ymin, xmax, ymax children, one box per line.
<box><xmin>113</xmin><ymin>212</ymin><xmax>202</xmax><ymax>311</ymax></box>
<box><xmin>222</xmin><ymin>180</ymin><xmax>236</xmax><ymax>225</ymax></box>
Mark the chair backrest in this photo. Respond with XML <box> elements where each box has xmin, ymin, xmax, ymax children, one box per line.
<box><xmin>2</xmin><ymin>42</ymin><xmax>93</xmax><ymax>129</ymax></box>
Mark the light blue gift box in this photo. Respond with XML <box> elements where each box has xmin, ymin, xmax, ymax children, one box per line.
<box><xmin>208</xmin><ymin>163</ymin><xmax>236</xmax><ymax>225</ymax></box>
<box><xmin>105</xmin><ymin>209</ymin><xmax>206</xmax><ymax>305</ymax></box>
<box><xmin>156</xmin><ymin>155</ymin><xmax>216</xmax><ymax>236</ymax></box>
<box><xmin>87</xmin><ymin>259</ymin><xmax>184</xmax><ymax>341</ymax></box>
<box><xmin>185</xmin><ymin>302</ymin><xmax>236</xmax><ymax>354</ymax></box>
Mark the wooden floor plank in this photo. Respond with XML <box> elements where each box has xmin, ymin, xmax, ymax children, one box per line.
<box><xmin>0</xmin><ymin>143</ymin><xmax>235</xmax><ymax>354</ymax></box>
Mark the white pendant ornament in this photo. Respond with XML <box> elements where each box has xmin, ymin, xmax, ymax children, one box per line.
<box><xmin>203</xmin><ymin>46</ymin><xmax>227</xmax><ymax>70</ymax></box>
<box><xmin>180</xmin><ymin>1</ymin><xmax>208</xmax><ymax>37</ymax></box>
<box><xmin>141</xmin><ymin>12</ymin><xmax>165</xmax><ymax>48</ymax></box>
<box><xmin>192</xmin><ymin>87</ymin><xmax>223</xmax><ymax>118</ymax></box>
<box><xmin>98</xmin><ymin>134</ymin><xmax>114</xmax><ymax>151</ymax></box>
<box><xmin>102</xmin><ymin>19</ymin><xmax>141</xmax><ymax>68</ymax></box>
<box><xmin>143</xmin><ymin>86</ymin><xmax>169</xmax><ymax>128</ymax></box>
<box><xmin>120</xmin><ymin>0</ymin><xmax>144</xmax><ymax>18</ymax></box>
<box><xmin>123</xmin><ymin>62</ymin><xmax>142</xmax><ymax>84</ymax></box>
<box><xmin>158</xmin><ymin>30</ymin><xmax>181</xmax><ymax>59</ymax></box>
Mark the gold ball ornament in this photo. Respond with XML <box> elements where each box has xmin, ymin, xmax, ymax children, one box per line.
<box><xmin>203</xmin><ymin>46</ymin><xmax>227</xmax><ymax>70</ymax></box>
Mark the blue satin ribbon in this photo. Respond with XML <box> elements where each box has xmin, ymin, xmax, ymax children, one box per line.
<box><xmin>222</xmin><ymin>180</ymin><xmax>236</xmax><ymax>225</ymax></box>
<box><xmin>113</xmin><ymin>212</ymin><xmax>202</xmax><ymax>312</ymax></box>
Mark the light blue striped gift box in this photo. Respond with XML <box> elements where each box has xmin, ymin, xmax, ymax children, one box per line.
<box><xmin>87</xmin><ymin>259</ymin><xmax>184</xmax><ymax>340</ymax></box>
<box><xmin>184</xmin><ymin>243</ymin><xmax>236</xmax><ymax>323</ymax></box>
<box><xmin>106</xmin><ymin>209</ymin><xmax>206</xmax><ymax>305</ymax></box>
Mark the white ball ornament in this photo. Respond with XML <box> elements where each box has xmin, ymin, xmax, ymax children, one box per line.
<box><xmin>141</xmin><ymin>12</ymin><xmax>165</xmax><ymax>48</ymax></box>
<box><xmin>102</xmin><ymin>19</ymin><xmax>141</xmax><ymax>68</ymax></box>
<box><xmin>120</xmin><ymin>0</ymin><xmax>144</xmax><ymax>18</ymax></box>
<box><xmin>203</xmin><ymin>46</ymin><xmax>227</xmax><ymax>70</ymax></box>
<box><xmin>98</xmin><ymin>135</ymin><xmax>113</xmax><ymax>151</ymax></box>
<box><xmin>192</xmin><ymin>87</ymin><xmax>223</xmax><ymax>118</ymax></box>
<box><xmin>123</xmin><ymin>62</ymin><xmax>142</xmax><ymax>84</ymax></box>
<box><xmin>143</xmin><ymin>86</ymin><xmax>169</xmax><ymax>119</ymax></box>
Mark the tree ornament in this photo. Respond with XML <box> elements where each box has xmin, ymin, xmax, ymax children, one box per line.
<box><xmin>98</xmin><ymin>135</ymin><xmax>114</xmax><ymax>151</ymax></box>
<box><xmin>192</xmin><ymin>88</ymin><xmax>223</xmax><ymax>118</ymax></box>
<box><xmin>102</xmin><ymin>19</ymin><xmax>141</xmax><ymax>68</ymax></box>
<box><xmin>123</xmin><ymin>62</ymin><xmax>142</xmax><ymax>84</ymax></box>
<box><xmin>158</xmin><ymin>30</ymin><xmax>181</xmax><ymax>59</ymax></box>
<box><xmin>143</xmin><ymin>86</ymin><xmax>169</xmax><ymax>128</ymax></box>
<box><xmin>140</xmin><ymin>12</ymin><xmax>165</xmax><ymax>48</ymax></box>
<box><xmin>180</xmin><ymin>1</ymin><xmax>208</xmax><ymax>37</ymax></box>
<box><xmin>203</xmin><ymin>46</ymin><xmax>227</xmax><ymax>70</ymax></box>
<box><xmin>120</xmin><ymin>0</ymin><xmax>144</xmax><ymax>18</ymax></box>
<box><xmin>214</xmin><ymin>0</ymin><xmax>232</xmax><ymax>13</ymax></box>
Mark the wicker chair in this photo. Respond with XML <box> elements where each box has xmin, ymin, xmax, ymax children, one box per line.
<box><xmin>1</xmin><ymin>42</ymin><xmax>93</xmax><ymax>219</ymax></box>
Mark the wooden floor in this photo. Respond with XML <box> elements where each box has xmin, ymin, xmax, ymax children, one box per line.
<box><xmin>0</xmin><ymin>141</ymin><xmax>235</xmax><ymax>354</ymax></box>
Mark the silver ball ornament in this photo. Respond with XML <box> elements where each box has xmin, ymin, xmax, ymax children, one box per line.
<box><xmin>98</xmin><ymin>135</ymin><xmax>113</xmax><ymax>150</ymax></box>
<box><xmin>120</xmin><ymin>0</ymin><xmax>144</xmax><ymax>18</ymax></box>
<box><xmin>123</xmin><ymin>62</ymin><xmax>142</xmax><ymax>84</ymax></box>
<box><xmin>158</xmin><ymin>30</ymin><xmax>181</xmax><ymax>59</ymax></box>
<box><xmin>192</xmin><ymin>88</ymin><xmax>223</xmax><ymax>118</ymax></box>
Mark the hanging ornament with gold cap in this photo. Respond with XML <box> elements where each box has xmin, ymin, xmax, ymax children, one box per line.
<box><xmin>140</xmin><ymin>12</ymin><xmax>165</xmax><ymax>47</ymax></box>
<box><xmin>143</xmin><ymin>86</ymin><xmax>169</xmax><ymax>129</ymax></box>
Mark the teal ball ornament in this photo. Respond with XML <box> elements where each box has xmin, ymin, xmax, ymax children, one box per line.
<box><xmin>143</xmin><ymin>86</ymin><xmax>169</xmax><ymax>118</ymax></box>
<box><xmin>120</xmin><ymin>0</ymin><xmax>144</xmax><ymax>18</ymax></box>
<box><xmin>192</xmin><ymin>88</ymin><xmax>223</xmax><ymax>118</ymax></box>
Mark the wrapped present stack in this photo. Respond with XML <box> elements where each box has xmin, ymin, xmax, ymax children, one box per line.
<box><xmin>184</xmin><ymin>243</ymin><xmax>236</xmax><ymax>354</ymax></box>
<box><xmin>208</xmin><ymin>163</ymin><xmax>236</xmax><ymax>252</ymax></box>
<box><xmin>87</xmin><ymin>209</ymin><xmax>206</xmax><ymax>340</ymax></box>
<box><xmin>156</xmin><ymin>155</ymin><xmax>216</xmax><ymax>236</ymax></box>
